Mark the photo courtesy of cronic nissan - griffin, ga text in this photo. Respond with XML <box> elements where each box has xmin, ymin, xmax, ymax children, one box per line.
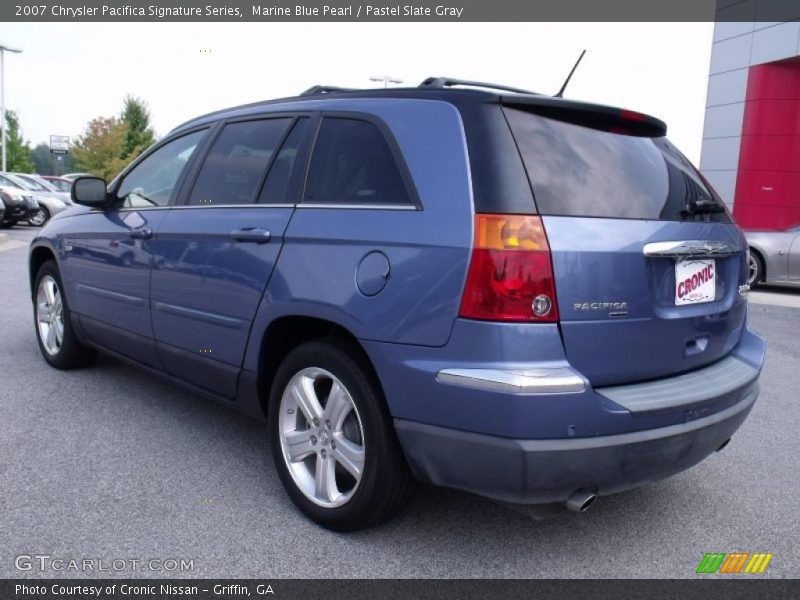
<box><xmin>28</xmin><ymin>78</ymin><xmax>765</xmax><ymax>531</ymax></box>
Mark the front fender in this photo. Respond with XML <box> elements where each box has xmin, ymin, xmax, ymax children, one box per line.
<box><xmin>28</xmin><ymin>237</ymin><xmax>62</xmax><ymax>296</ymax></box>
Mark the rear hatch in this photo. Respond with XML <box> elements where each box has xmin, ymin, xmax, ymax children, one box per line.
<box><xmin>503</xmin><ymin>100</ymin><xmax>748</xmax><ymax>386</ymax></box>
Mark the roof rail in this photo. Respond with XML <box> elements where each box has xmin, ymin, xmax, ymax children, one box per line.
<box><xmin>419</xmin><ymin>77</ymin><xmax>537</xmax><ymax>95</ymax></box>
<box><xmin>300</xmin><ymin>85</ymin><xmax>357</xmax><ymax>96</ymax></box>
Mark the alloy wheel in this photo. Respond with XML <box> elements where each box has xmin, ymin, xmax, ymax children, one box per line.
<box><xmin>29</xmin><ymin>209</ymin><xmax>47</xmax><ymax>227</ymax></box>
<box><xmin>278</xmin><ymin>367</ymin><xmax>366</xmax><ymax>508</ymax></box>
<box><xmin>36</xmin><ymin>275</ymin><xmax>64</xmax><ymax>355</ymax></box>
<box><xmin>747</xmin><ymin>254</ymin><xmax>759</xmax><ymax>286</ymax></box>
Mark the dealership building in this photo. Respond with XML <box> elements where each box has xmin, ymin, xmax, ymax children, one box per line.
<box><xmin>701</xmin><ymin>9</ymin><xmax>800</xmax><ymax>230</ymax></box>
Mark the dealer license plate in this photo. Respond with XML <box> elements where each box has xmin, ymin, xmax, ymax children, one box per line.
<box><xmin>675</xmin><ymin>259</ymin><xmax>716</xmax><ymax>305</ymax></box>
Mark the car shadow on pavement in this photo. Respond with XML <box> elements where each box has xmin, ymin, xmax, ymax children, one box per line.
<box><xmin>75</xmin><ymin>353</ymin><xmax>689</xmax><ymax>575</ymax></box>
<box><xmin>5</xmin><ymin>344</ymin><xmax>770</xmax><ymax>578</ymax></box>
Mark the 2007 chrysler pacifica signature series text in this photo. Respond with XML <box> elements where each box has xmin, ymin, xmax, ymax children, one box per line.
<box><xmin>29</xmin><ymin>79</ymin><xmax>765</xmax><ymax>531</ymax></box>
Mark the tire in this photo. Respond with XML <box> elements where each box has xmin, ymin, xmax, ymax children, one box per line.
<box><xmin>748</xmin><ymin>250</ymin><xmax>764</xmax><ymax>286</ymax></box>
<box><xmin>28</xmin><ymin>206</ymin><xmax>50</xmax><ymax>227</ymax></box>
<box><xmin>0</xmin><ymin>220</ymin><xmax>15</xmax><ymax>229</ymax></box>
<box><xmin>268</xmin><ymin>340</ymin><xmax>414</xmax><ymax>531</ymax></box>
<box><xmin>33</xmin><ymin>260</ymin><xmax>97</xmax><ymax>369</ymax></box>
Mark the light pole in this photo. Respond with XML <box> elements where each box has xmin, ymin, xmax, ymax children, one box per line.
<box><xmin>0</xmin><ymin>43</ymin><xmax>23</xmax><ymax>173</ymax></box>
<box><xmin>369</xmin><ymin>75</ymin><xmax>403</xmax><ymax>88</ymax></box>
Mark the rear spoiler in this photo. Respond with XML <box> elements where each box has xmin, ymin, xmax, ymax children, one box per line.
<box><xmin>500</xmin><ymin>95</ymin><xmax>667</xmax><ymax>138</ymax></box>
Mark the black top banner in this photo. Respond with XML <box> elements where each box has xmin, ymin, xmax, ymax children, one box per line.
<box><xmin>3</xmin><ymin>0</ymin><xmax>800</xmax><ymax>22</ymax></box>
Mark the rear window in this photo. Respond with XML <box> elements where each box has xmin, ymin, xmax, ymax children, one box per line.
<box><xmin>504</xmin><ymin>107</ymin><xmax>731</xmax><ymax>222</ymax></box>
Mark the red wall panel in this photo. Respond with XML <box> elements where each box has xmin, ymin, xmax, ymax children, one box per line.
<box><xmin>741</xmin><ymin>99</ymin><xmax>800</xmax><ymax>136</ymax></box>
<box><xmin>744</xmin><ymin>58</ymin><xmax>800</xmax><ymax>100</ymax></box>
<box><xmin>734</xmin><ymin>58</ymin><xmax>800</xmax><ymax>230</ymax></box>
<box><xmin>737</xmin><ymin>135</ymin><xmax>800</xmax><ymax>171</ymax></box>
<box><xmin>733</xmin><ymin>203</ymin><xmax>800</xmax><ymax>230</ymax></box>
<box><xmin>736</xmin><ymin>170</ymin><xmax>800</xmax><ymax>207</ymax></box>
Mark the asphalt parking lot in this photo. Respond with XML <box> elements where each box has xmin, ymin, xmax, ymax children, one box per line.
<box><xmin>1</xmin><ymin>225</ymin><xmax>799</xmax><ymax>579</ymax></box>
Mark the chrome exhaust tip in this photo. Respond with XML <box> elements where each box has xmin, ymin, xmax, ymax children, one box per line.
<box><xmin>566</xmin><ymin>490</ymin><xmax>597</xmax><ymax>512</ymax></box>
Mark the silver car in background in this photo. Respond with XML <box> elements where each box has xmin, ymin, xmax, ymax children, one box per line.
<box><xmin>13</xmin><ymin>173</ymin><xmax>71</xmax><ymax>202</ymax></box>
<box><xmin>745</xmin><ymin>225</ymin><xmax>800</xmax><ymax>287</ymax></box>
<box><xmin>0</xmin><ymin>172</ymin><xmax>71</xmax><ymax>226</ymax></box>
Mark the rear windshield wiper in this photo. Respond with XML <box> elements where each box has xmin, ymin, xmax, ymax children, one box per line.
<box><xmin>682</xmin><ymin>199</ymin><xmax>726</xmax><ymax>218</ymax></box>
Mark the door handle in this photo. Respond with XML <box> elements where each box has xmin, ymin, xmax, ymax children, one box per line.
<box><xmin>231</xmin><ymin>228</ymin><xmax>271</xmax><ymax>244</ymax></box>
<box><xmin>129</xmin><ymin>227</ymin><xmax>153</xmax><ymax>240</ymax></box>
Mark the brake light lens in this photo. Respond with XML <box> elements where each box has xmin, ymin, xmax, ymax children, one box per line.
<box><xmin>459</xmin><ymin>214</ymin><xmax>559</xmax><ymax>322</ymax></box>
<box><xmin>620</xmin><ymin>109</ymin><xmax>647</xmax><ymax>122</ymax></box>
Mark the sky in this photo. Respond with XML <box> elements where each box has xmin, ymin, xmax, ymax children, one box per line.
<box><xmin>1</xmin><ymin>22</ymin><xmax>713</xmax><ymax>163</ymax></box>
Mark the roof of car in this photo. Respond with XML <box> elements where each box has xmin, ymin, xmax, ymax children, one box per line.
<box><xmin>169</xmin><ymin>79</ymin><xmax>667</xmax><ymax>138</ymax></box>
<box><xmin>170</xmin><ymin>86</ymin><xmax>507</xmax><ymax>133</ymax></box>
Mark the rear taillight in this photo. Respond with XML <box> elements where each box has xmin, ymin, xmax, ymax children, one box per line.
<box><xmin>459</xmin><ymin>214</ymin><xmax>559</xmax><ymax>322</ymax></box>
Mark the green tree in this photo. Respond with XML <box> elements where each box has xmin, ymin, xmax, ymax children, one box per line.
<box><xmin>2</xmin><ymin>110</ymin><xmax>35</xmax><ymax>172</ymax></box>
<box><xmin>70</xmin><ymin>96</ymin><xmax>156</xmax><ymax>181</ymax></box>
<box><xmin>31</xmin><ymin>143</ymin><xmax>54</xmax><ymax>175</ymax></box>
<box><xmin>120</xmin><ymin>95</ymin><xmax>155</xmax><ymax>161</ymax></box>
<box><xmin>71</xmin><ymin>116</ymin><xmax>128</xmax><ymax>181</ymax></box>
<box><xmin>31</xmin><ymin>143</ymin><xmax>75</xmax><ymax>176</ymax></box>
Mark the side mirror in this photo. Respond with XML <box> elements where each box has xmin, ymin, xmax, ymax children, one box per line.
<box><xmin>71</xmin><ymin>176</ymin><xmax>109</xmax><ymax>207</ymax></box>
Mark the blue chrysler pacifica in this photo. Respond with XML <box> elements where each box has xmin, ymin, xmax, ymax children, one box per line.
<box><xmin>29</xmin><ymin>79</ymin><xmax>765</xmax><ymax>531</ymax></box>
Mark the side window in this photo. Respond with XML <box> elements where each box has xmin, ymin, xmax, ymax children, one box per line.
<box><xmin>257</xmin><ymin>118</ymin><xmax>308</xmax><ymax>204</ymax></box>
<box><xmin>117</xmin><ymin>129</ymin><xmax>205</xmax><ymax>208</ymax></box>
<box><xmin>188</xmin><ymin>118</ymin><xmax>292</xmax><ymax>206</ymax></box>
<box><xmin>304</xmin><ymin>117</ymin><xmax>412</xmax><ymax>205</ymax></box>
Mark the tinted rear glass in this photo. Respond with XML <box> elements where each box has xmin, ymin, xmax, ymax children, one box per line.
<box><xmin>304</xmin><ymin>118</ymin><xmax>412</xmax><ymax>205</ymax></box>
<box><xmin>504</xmin><ymin>107</ymin><xmax>731</xmax><ymax>222</ymax></box>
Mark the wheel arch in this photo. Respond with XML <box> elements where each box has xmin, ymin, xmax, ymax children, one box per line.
<box><xmin>29</xmin><ymin>243</ymin><xmax>58</xmax><ymax>296</ymax></box>
<box><xmin>748</xmin><ymin>245</ymin><xmax>767</xmax><ymax>282</ymax></box>
<box><xmin>254</xmin><ymin>315</ymin><xmax>384</xmax><ymax>420</ymax></box>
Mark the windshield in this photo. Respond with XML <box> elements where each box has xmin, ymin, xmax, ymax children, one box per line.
<box><xmin>5</xmin><ymin>173</ymin><xmax>42</xmax><ymax>191</ymax></box>
<box><xmin>25</xmin><ymin>175</ymin><xmax>56</xmax><ymax>192</ymax></box>
<box><xmin>0</xmin><ymin>174</ymin><xmax>24</xmax><ymax>189</ymax></box>
<box><xmin>45</xmin><ymin>178</ymin><xmax>71</xmax><ymax>192</ymax></box>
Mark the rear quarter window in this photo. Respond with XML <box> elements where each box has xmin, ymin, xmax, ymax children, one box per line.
<box><xmin>503</xmin><ymin>107</ymin><xmax>731</xmax><ymax>222</ymax></box>
<box><xmin>304</xmin><ymin>117</ymin><xmax>414</xmax><ymax>206</ymax></box>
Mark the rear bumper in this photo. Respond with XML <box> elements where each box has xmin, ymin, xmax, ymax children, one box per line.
<box><xmin>365</xmin><ymin>320</ymin><xmax>765</xmax><ymax>439</ymax></box>
<box><xmin>395</xmin><ymin>381</ymin><xmax>758</xmax><ymax>504</ymax></box>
